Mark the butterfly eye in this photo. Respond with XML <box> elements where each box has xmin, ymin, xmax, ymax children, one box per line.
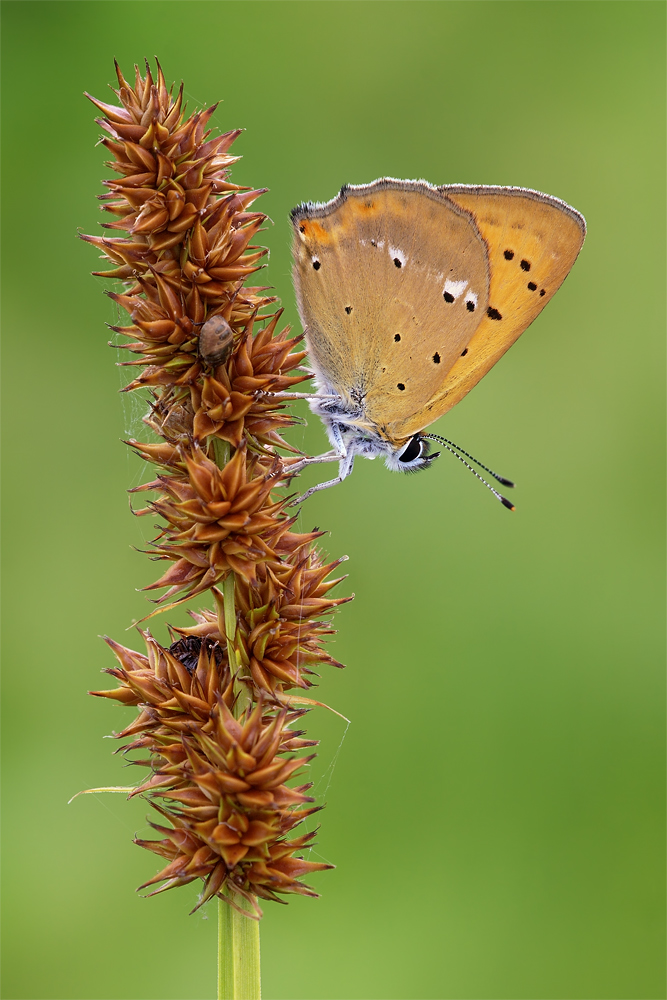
<box><xmin>399</xmin><ymin>436</ymin><xmax>423</xmax><ymax>463</ymax></box>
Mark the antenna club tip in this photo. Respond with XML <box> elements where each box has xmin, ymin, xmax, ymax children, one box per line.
<box><xmin>501</xmin><ymin>497</ymin><xmax>516</xmax><ymax>511</ymax></box>
<box><xmin>498</xmin><ymin>478</ymin><xmax>516</xmax><ymax>488</ymax></box>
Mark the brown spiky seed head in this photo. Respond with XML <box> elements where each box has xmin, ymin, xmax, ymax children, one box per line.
<box><xmin>86</xmin><ymin>60</ymin><xmax>349</xmax><ymax>915</ymax></box>
<box><xmin>92</xmin><ymin>632</ymin><xmax>333</xmax><ymax>912</ymax></box>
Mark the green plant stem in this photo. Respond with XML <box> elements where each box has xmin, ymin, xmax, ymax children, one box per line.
<box><xmin>212</xmin><ymin>440</ymin><xmax>238</xmax><ymax>679</ymax></box>
<box><xmin>212</xmin><ymin>437</ymin><xmax>231</xmax><ymax>468</ymax></box>
<box><xmin>218</xmin><ymin>895</ymin><xmax>261</xmax><ymax>999</ymax></box>
<box><xmin>217</xmin><ymin>485</ymin><xmax>261</xmax><ymax>999</ymax></box>
<box><xmin>222</xmin><ymin>571</ymin><xmax>238</xmax><ymax>680</ymax></box>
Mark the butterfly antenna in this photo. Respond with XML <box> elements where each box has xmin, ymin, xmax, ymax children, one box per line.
<box><xmin>424</xmin><ymin>434</ymin><xmax>515</xmax><ymax>488</ymax></box>
<box><xmin>424</xmin><ymin>435</ymin><xmax>515</xmax><ymax>510</ymax></box>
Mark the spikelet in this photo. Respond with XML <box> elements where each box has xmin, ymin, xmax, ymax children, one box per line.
<box><xmin>84</xmin><ymin>60</ymin><xmax>349</xmax><ymax>917</ymax></box>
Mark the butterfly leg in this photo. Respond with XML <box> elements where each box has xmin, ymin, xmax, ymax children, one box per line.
<box><xmin>281</xmin><ymin>450</ymin><xmax>340</xmax><ymax>478</ymax></box>
<box><xmin>271</xmin><ymin>392</ymin><xmax>338</xmax><ymax>401</ymax></box>
<box><xmin>290</xmin><ymin>453</ymin><xmax>355</xmax><ymax>505</ymax></box>
<box><xmin>329</xmin><ymin>422</ymin><xmax>348</xmax><ymax>458</ymax></box>
<box><xmin>280</xmin><ymin>421</ymin><xmax>348</xmax><ymax>479</ymax></box>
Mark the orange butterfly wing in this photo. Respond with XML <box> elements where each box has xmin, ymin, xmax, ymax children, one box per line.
<box><xmin>386</xmin><ymin>185</ymin><xmax>586</xmax><ymax>442</ymax></box>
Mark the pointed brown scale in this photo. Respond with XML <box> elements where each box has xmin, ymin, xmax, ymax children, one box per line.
<box><xmin>191</xmin><ymin>770</ymin><xmax>223</xmax><ymax>798</ymax></box>
<box><xmin>241</xmin><ymin>822</ymin><xmax>278</xmax><ymax>851</ymax></box>
<box><xmin>89</xmin><ymin>685</ymin><xmax>139</xmax><ymax>704</ymax></box>
<box><xmin>184</xmin><ymin>845</ymin><xmax>218</xmax><ymax>875</ymax></box>
<box><xmin>193</xmin><ymin>862</ymin><xmax>227</xmax><ymax>911</ymax></box>
<box><xmin>212</xmin><ymin>822</ymin><xmax>244</xmax><ymax>846</ymax></box>
<box><xmin>145</xmin><ymin>231</ymin><xmax>183</xmax><ymax>253</ymax></box>
<box><xmin>216</xmin><ymin>697</ymin><xmax>245</xmax><ymax>744</ymax></box>
<box><xmin>133</xmin><ymin>208</ymin><xmax>169</xmax><ymax>235</ymax></box>
<box><xmin>238</xmin><ymin>699</ymin><xmax>265</xmax><ymax>750</ymax></box>
<box><xmin>161</xmin><ymin>785</ymin><xmax>216</xmax><ymax>808</ymax></box>
<box><xmin>255</xmin><ymin>725</ymin><xmax>291</xmax><ymax>772</ymax></box>
<box><xmin>125</xmin><ymin>141</ymin><xmax>157</xmax><ymax>173</ymax></box>
<box><xmin>101</xmin><ymin>137</ymin><xmax>129</xmax><ymax>162</ymax></box>
<box><xmin>85</xmin><ymin>92</ymin><xmax>133</xmax><ymax>124</ymax></box>
<box><xmin>223</xmin><ymin>220</ymin><xmax>265</xmax><ymax>265</ymax></box>
<box><xmin>125</xmin><ymin>438</ymin><xmax>182</xmax><ymax>467</ymax></box>
<box><xmin>186</xmin><ymin>184</ymin><xmax>214</xmax><ymax>213</ymax></box>
<box><xmin>229</xmin><ymin>743</ymin><xmax>257</xmax><ymax>772</ymax></box>
<box><xmin>168</xmin><ymin>203</ymin><xmax>199</xmax><ymax>233</ymax></box>
<box><xmin>129</xmin><ymin>773</ymin><xmax>178</xmax><ymax>798</ymax></box>
<box><xmin>103</xmin><ymin>120</ymin><xmax>147</xmax><ymax>143</ymax></box>
<box><xmin>137</xmin><ymin>855</ymin><xmax>190</xmax><ymax>890</ymax></box>
<box><xmin>196</xmin><ymin>732</ymin><xmax>232</xmax><ymax>772</ymax></box>
<box><xmin>134</xmin><ymin>838</ymin><xmax>178</xmax><ymax>861</ymax></box>
<box><xmin>170</xmin><ymin>688</ymin><xmax>211</xmax><ymax>719</ymax></box>
<box><xmin>162</xmin><ymin>647</ymin><xmax>194</xmax><ymax>692</ymax></box>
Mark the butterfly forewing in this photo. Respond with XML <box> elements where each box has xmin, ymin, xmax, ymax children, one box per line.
<box><xmin>388</xmin><ymin>186</ymin><xmax>586</xmax><ymax>440</ymax></box>
<box><xmin>291</xmin><ymin>181</ymin><xmax>490</xmax><ymax>430</ymax></box>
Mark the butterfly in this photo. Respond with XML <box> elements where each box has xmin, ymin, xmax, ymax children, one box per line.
<box><xmin>289</xmin><ymin>178</ymin><xmax>585</xmax><ymax>506</ymax></box>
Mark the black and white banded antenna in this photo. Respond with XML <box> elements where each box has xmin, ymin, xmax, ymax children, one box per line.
<box><xmin>423</xmin><ymin>433</ymin><xmax>516</xmax><ymax>510</ymax></box>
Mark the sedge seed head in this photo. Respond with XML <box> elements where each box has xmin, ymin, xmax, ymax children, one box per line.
<box><xmin>85</xmin><ymin>61</ymin><xmax>349</xmax><ymax>915</ymax></box>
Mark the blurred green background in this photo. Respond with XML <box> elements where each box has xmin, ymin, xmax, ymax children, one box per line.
<box><xmin>2</xmin><ymin>2</ymin><xmax>664</xmax><ymax>998</ymax></box>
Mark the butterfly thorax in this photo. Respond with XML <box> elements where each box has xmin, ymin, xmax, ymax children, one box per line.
<box><xmin>307</xmin><ymin>371</ymin><xmax>409</xmax><ymax>466</ymax></box>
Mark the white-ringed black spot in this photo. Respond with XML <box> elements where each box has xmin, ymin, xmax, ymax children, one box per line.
<box><xmin>433</xmin><ymin>353</ymin><xmax>441</xmax><ymax>364</ymax></box>
<box><xmin>312</xmin><ymin>260</ymin><xmax>321</xmax><ymax>270</ymax></box>
<box><xmin>466</xmin><ymin>300</ymin><xmax>475</xmax><ymax>312</ymax></box>
<box><xmin>443</xmin><ymin>291</ymin><xmax>455</xmax><ymax>303</ymax></box>
<box><xmin>520</xmin><ymin>259</ymin><xmax>531</xmax><ymax>271</ymax></box>
<box><xmin>487</xmin><ymin>307</ymin><xmax>502</xmax><ymax>320</ymax></box>
<box><xmin>371</xmin><ymin>239</ymin><xmax>377</xmax><ymax>246</ymax></box>
<box><xmin>345</xmin><ymin>306</ymin><xmax>352</xmax><ymax>314</ymax></box>
<box><xmin>540</xmin><ymin>289</ymin><xmax>546</xmax><ymax>296</ymax></box>
<box><xmin>394</xmin><ymin>334</ymin><xmax>401</xmax><ymax>342</ymax></box>
<box><xmin>527</xmin><ymin>281</ymin><xmax>537</xmax><ymax>291</ymax></box>
<box><xmin>394</xmin><ymin>258</ymin><xmax>402</xmax><ymax>268</ymax></box>
<box><xmin>504</xmin><ymin>249</ymin><xmax>514</xmax><ymax>260</ymax></box>
<box><xmin>397</xmin><ymin>383</ymin><xmax>406</xmax><ymax>391</ymax></box>
<box><xmin>461</xmin><ymin>348</ymin><xmax>468</xmax><ymax>357</ymax></box>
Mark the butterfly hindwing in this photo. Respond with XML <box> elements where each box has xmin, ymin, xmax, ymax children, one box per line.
<box><xmin>387</xmin><ymin>185</ymin><xmax>586</xmax><ymax>440</ymax></box>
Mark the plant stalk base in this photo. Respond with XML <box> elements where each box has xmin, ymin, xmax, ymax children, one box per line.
<box><xmin>218</xmin><ymin>895</ymin><xmax>261</xmax><ymax>999</ymax></box>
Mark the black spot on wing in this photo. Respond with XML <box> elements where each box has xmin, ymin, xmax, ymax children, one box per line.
<box><xmin>312</xmin><ymin>260</ymin><xmax>321</xmax><ymax>270</ymax></box>
<box><xmin>520</xmin><ymin>259</ymin><xmax>531</xmax><ymax>271</ymax></box>
<box><xmin>394</xmin><ymin>334</ymin><xmax>401</xmax><ymax>342</ymax></box>
<box><xmin>433</xmin><ymin>353</ymin><xmax>441</xmax><ymax>364</ymax></box>
<box><xmin>397</xmin><ymin>383</ymin><xmax>405</xmax><ymax>391</ymax></box>
<box><xmin>487</xmin><ymin>307</ymin><xmax>502</xmax><ymax>321</ymax></box>
<box><xmin>461</xmin><ymin>348</ymin><xmax>468</xmax><ymax>357</ymax></box>
<box><xmin>504</xmin><ymin>249</ymin><xmax>514</xmax><ymax>260</ymax></box>
<box><xmin>466</xmin><ymin>300</ymin><xmax>475</xmax><ymax>312</ymax></box>
<box><xmin>527</xmin><ymin>282</ymin><xmax>537</xmax><ymax>291</ymax></box>
<box><xmin>443</xmin><ymin>291</ymin><xmax>454</xmax><ymax>303</ymax></box>
<box><xmin>345</xmin><ymin>306</ymin><xmax>352</xmax><ymax>314</ymax></box>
